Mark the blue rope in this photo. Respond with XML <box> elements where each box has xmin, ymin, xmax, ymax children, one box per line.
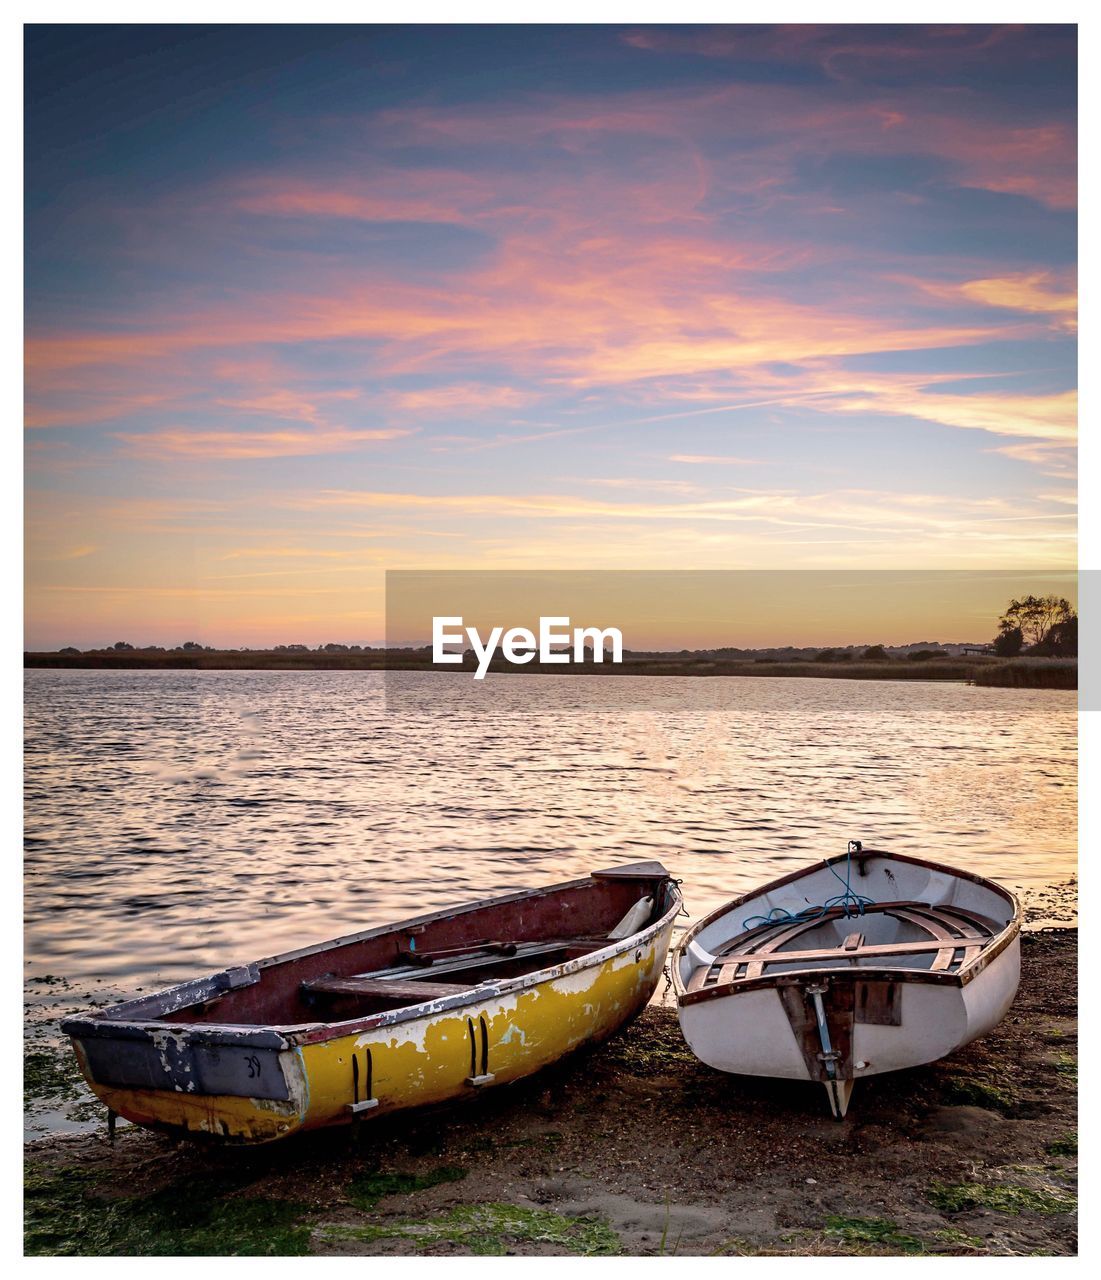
<box><xmin>742</xmin><ymin>845</ymin><xmax>877</xmax><ymax>932</ymax></box>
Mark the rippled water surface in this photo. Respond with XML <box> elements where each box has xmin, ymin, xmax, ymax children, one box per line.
<box><xmin>25</xmin><ymin>669</ymin><xmax>1076</xmax><ymax>995</ymax></box>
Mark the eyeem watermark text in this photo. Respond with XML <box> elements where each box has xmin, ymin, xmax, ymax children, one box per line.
<box><xmin>432</xmin><ymin>616</ymin><xmax>623</xmax><ymax>679</ymax></box>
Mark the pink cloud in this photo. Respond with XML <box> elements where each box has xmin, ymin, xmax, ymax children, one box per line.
<box><xmin>388</xmin><ymin>383</ymin><xmax>531</xmax><ymax>413</ymax></box>
<box><xmin>23</xmin><ymin>74</ymin><xmax>1074</xmax><ymax>461</ymax></box>
<box><xmin>112</xmin><ymin>426</ymin><xmax>412</xmax><ymax>460</ymax></box>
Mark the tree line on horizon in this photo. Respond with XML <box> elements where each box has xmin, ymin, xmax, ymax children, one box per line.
<box><xmin>39</xmin><ymin>595</ymin><xmax>1078</xmax><ymax>660</ymax></box>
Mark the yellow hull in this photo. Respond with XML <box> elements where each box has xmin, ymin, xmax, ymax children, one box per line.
<box><xmin>77</xmin><ymin>922</ymin><xmax>674</xmax><ymax>1144</ymax></box>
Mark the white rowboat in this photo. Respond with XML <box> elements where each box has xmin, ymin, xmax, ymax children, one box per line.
<box><xmin>672</xmin><ymin>844</ymin><xmax>1021</xmax><ymax>1118</ymax></box>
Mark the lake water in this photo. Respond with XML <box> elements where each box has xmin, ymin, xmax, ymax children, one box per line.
<box><xmin>25</xmin><ymin>669</ymin><xmax>1077</xmax><ymax>996</ymax></box>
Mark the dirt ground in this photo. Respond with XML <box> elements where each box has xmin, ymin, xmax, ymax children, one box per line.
<box><xmin>24</xmin><ymin>928</ymin><xmax>1076</xmax><ymax>1257</ymax></box>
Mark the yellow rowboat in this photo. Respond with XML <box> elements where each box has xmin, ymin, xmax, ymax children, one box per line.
<box><xmin>62</xmin><ymin>862</ymin><xmax>681</xmax><ymax>1145</ymax></box>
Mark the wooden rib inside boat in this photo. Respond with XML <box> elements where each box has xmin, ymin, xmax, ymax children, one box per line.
<box><xmin>62</xmin><ymin>862</ymin><xmax>681</xmax><ymax>1145</ymax></box>
<box><xmin>674</xmin><ymin>845</ymin><xmax>1021</xmax><ymax>1119</ymax></box>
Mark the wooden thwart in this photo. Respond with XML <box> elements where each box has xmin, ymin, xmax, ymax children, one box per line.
<box><xmin>711</xmin><ymin>938</ymin><xmax>983</xmax><ymax>966</ymax></box>
<box><xmin>689</xmin><ymin>900</ymin><xmax>996</xmax><ymax>990</ymax></box>
<box><xmin>716</xmin><ymin>901</ymin><xmax>930</xmax><ymax>954</ymax></box>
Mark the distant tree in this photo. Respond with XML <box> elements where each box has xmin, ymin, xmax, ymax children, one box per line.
<box><xmin>112</xmin><ymin>641</ymin><xmax>133</xmax><ymax>651</ymax></box>
<box><xmin>179</xmin><ymin>640</ymin><xmax>204</xmax><ymax>651</ymax></box>
<box><xmin>993</xmin><ymin>626</ymin><xmax>1024</xmax><ymax>657</ymax></box>
<box><xmin>862</xmin><ymin>645</ymin><xmax>888</xmax><ymax>661</ymax></box>
<box><xmin>59</xmin><ymin>646</ymin><xmax>80</xmax><ymax>655</ymax></box>
<box><xmin>1031</xmin><ymin>614</ymin><xmax>1078</xmax><ymax>658</ymax></box>
<box><xmin>815</xmin><ymin>649</ymin><xmax>837</xmax><ymax>662</ymax></box>
<box><xmin>998</xmin><ymin>595</ymin><xmax>1075</xmax><ymax>651</ymax></box>
<box><xmin>908</xmin><ymin>649</ymin><xmax>948</xmax><ymax>661</ymax></box>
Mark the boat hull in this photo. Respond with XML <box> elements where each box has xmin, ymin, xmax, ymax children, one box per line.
<box><xmin>70</xmin><ymin>915</ymin><xmax>676</xmax><ymax>1144</ymax></box>
<box><xmin>679</xmin><ymin>933</ymin><xmax>1020</xmax><ymax>1084</ymax></box>
<box><xmin>672</xmin><ymin>848</ymin><xmax>1022</xmax><ymax>1117</ymax></box>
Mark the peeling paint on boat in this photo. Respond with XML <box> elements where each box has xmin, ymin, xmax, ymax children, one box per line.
<box><xmin>63</xmin><ymin>867</ymin><xmax>680</xmax><ymax>1145</ymax></box>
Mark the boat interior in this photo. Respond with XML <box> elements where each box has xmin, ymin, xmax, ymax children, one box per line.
<box><xmin>683</xmin><ymin>852</ymin><xmax>1016</xmax><ymax>991</ymax></box>
<box><xmin>101</xmin><ymin>865</ymin><xmax>677</xmax><ymax>1029</ymax></box>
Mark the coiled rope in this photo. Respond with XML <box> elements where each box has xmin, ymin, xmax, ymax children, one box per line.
<box><xmin>741</xmin><ymin>840</ymin><xmax>877</xmax><ymax>932</ymax></box>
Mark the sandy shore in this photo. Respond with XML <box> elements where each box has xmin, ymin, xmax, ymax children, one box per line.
<box><xmin>24</xmin><ymin>928</ymin><xmax>1076</xmax><ymax>1257</ymax></box>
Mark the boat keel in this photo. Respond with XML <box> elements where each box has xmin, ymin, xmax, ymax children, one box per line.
<box><xmin>824</xmin><ymin>1077</ymin><xmax>854</xmax><ymax>1120</ymax></box>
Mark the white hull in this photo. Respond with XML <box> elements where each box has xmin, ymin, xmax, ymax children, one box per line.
<box><xmin>679</xmin><ymin>936</ymin><xmax>1020</xmax><ymax>1078</ymax></box>
<box><xmin>674</xmin><ymin>848</ymin><xmax>1021</xmax><ymax>1117</ymax></box>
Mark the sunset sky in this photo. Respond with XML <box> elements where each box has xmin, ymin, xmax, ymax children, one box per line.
<box><xmin>24</xmin><ymin>24</ymin><xmax>1077</xmax><ymax>649</ymax></box>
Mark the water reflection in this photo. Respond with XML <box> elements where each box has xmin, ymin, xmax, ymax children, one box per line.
<box><xmin>25</xmin><ymin>669</ymin><xmax>1076</xmax><ymax>994</ymax></box>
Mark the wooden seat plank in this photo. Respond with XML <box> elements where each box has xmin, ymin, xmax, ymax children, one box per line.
<box><xmin>710</xmin><ymin>938</ymin><xmax>984</xmax><ymax>967</ymax></box>
<box><xmin>686</xmin><ymin>899</ymin><xmax>998</xmax><ymax>989</ymax></box>
<box><xmin>717</xmin><ymin>901</ymin><xmax>936</xmax><ymax>979</ymax></box>
<box><xmin>715</xmin><ymin>901</ymin><xmax>933</xmax><ymax>957</ymax></box>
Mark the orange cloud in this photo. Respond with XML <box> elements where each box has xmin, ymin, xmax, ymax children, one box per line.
<box><xmin>959</xmin><ymin>273</ymin><xmax>1077</xmax><ymax>329</ymax></box>
<box><xmin>112</xmin><ymin>426</ymin><xmax>412</xmax><ymax>460</ymax></box>
<box><xmin>826</xmin><ymin>385</ymin><xmax>1077</xmax><ymax>444</ymax></box>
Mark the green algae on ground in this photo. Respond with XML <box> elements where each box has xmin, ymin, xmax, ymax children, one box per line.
<box><xmin>609</xmin><ymin>1035</ymin><xmax>697</xmax><ymax>1073</ymax></box>
<box><xmin>1047</xmin><ymin>1132</ymin><xmax>1078</xmax><ymax>1157</ymax></box>
<box><xmin>1052</xmin><ymin>1053</ymin><xmax>1078</xmax><ymax>1082</ymax></box>
<box><xmin>24</xmin><ymin>1044</ymin><xmax>103</xmax><ymax>1129</ymax></box>
<box><xmin>928</xmin><ymin>1180</ymin><xmax>1076</xmax><ymax>1216</ymax></box>
<box><xmin>822</xmin><ymin>1215</ymin><xmax>924</xmax><ymax>1255</ymax></box>
<box><xmin>931</xmin><ymin>1227</ymin><xmax>986</xmax><ymax>1251</ymax></box>
<box><xmin>25</xmin><ymin>1164</ymin><xmax>311</xmax><ymax>1256</ymax></box>
<box><xmin>319</xmin><ymin>1202</ymin><xmax>620</xmax><ymax>1256</ymax></box>
<box><xmin>940</xmin><ymin>1077</ymin><xmax>1016</xmax><ymax>1113</ymax></box>
<box><xmin>347</xmin><ymin>1166</ymin><xmax>467</xmax><ymax>1211</ymax></box>
<box><xmin>24</xmin><ymin>1046</ymin><xmax>87</xmax><ymax>1102</ymax></box>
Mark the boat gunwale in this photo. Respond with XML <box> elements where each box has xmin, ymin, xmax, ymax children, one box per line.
<box><xmin>62</xmin><ymin>871</ymin><xmax>683</xmax><ymax>1049</ymax></box>
<box><xmin>673</xmin><ymin>850</ymin><xmax>1021</xmax><ymax>1006</ymax></box>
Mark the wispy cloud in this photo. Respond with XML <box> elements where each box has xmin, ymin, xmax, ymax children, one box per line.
<box><xmin>112</xmin><ymin>426</ymin><xmax>413</xmax><ymax>460</ymax></box>
<box><xmin>24</xmin><ymin>25</ymin><xmax>1076</xmax><ymax>644</ymax></box>
<box><xmin>668</xmin><ymin>454</ymin><xmax>762</xmax><ymax>465</ymax></box>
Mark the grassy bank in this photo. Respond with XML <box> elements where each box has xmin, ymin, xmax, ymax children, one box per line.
<box><xmin>971</xmin><ymin>660</ymin><xmax>1078</xmax><ymax>690</ymax></box>
<box><xmin>25</xmin><ymin>930</ymin><xmax>1077</xmax><ymax>1256</ymax></box>
<box><xmin>23</xmin><ymin>650</ymin><xmax>1078</xmax><ymax>688</ymax></box>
